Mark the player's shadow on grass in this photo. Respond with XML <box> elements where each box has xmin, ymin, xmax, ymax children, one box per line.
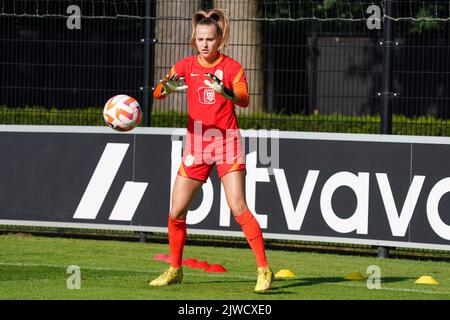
<box><xmin>379</xmin><ymin>276</ymin><xmax>416</xmax><ymax>283</ymax></box>
<box><xmin>191</xmin><ymin>276</ymin><xmax>414</xmax><ymax>288</ymax></box>
<box><xmin>266</xmin><ymin>275</ymin><xmax>414</xmax><ymax>294</ymax></box>
<box><xmin>185</xmin><ymin>279</ymin><xmax>255</xmax><ymax>285</ymax></box>
<box><xmin>271</xmin><ymin>277</ymin><xmax>346</xmax><ymax>291</ymax></box>
<box><xmin>185</xmin><ymin>276</ymin><xmax>415</xmax><ymax>296</ymax></box>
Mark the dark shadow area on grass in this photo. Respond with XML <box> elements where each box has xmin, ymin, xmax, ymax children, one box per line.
<box><xmin>247</xmin><ymin>277</ymin><xmax>348</xmax><ymax>296</ymax></box>
<box><xmin>181</xmin><ymin>279</ymin><xmax>255</xmax><ymax>285</ymax></box>
<box><xmin>379</xmin><ymin>276</ymin><xmax>416</xmax><ymax>284</ymax></box>
<box><xmin>271</xmin><ymin>277</ymin><xmax>346</xmax><ymax>291</ymax></box>
<box><xmin>270</xmin><ymin>275</ymin><xmax>414</xmax><ymax>291</ymax></box>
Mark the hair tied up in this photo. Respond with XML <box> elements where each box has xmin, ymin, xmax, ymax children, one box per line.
<box><xmin>209</xmin><ymin>12</ymin><xmax>220</xmax><ymax>21</ymax></box>
<box><xmin>190</xmin><ymin>8</ymin><xmax>230</xmax><ymax>51</ymax></box>
<box><xmin>192</xmin><ymin>11</ymin><xmax>206</xmax><ymax>25</ymax></box>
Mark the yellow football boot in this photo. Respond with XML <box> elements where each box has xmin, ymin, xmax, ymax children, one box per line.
<box><xmin>149</xmin><ymin>266</ymin><xmax>183</xmax><ymax>286</ymax></box>
<box><xmin>254</xmin><ymin>266</ymin><xmax>273</xmax><ymax>293</ymax></box>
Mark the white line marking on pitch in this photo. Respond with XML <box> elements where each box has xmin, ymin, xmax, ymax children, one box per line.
<box><xmin>335</xmin><ymin>282</ymin><xmax>450</xmax><ymax>295</ymax></box>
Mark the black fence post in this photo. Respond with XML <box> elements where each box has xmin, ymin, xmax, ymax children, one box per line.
<box><xmin>380</xmin><ymin>0</ymin><xmax>396</xmax><ymax>135</ymax></box>
<box><xmin>139</xmin><ymin>231</ymin><xmax>148</xmax><ymax>243</ymax></box>
<box><xmin>142</xmin><ymin>0</ymin><xmax>155</xmax><ymax>127</ymax></box>
<box><xmin>378</xmin><ymin>0</ymin><xmax>397</xmax><ymax>259</ymax></box>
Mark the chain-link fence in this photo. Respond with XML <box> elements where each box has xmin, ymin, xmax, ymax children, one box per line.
<box><xmin>1</xmin><ymin>0</ymin><xmax>450</xmax><ymax>135</ymax></box>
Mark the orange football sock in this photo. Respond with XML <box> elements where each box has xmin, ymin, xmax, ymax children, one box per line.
<box><xmin>168</xmin><ymin>216</ymin><xmax>187</xmax><ymax>268</ymax></box>
<box><xmin>234</xmin><ymin>209</ymin><xmax>268</xmax><ymax>267</ymax></box>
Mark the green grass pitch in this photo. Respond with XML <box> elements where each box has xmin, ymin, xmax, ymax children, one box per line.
<box><xmin>0</xmin><ymin>234</ymin><xmax>449</xmax><ymax>300</ymax></box>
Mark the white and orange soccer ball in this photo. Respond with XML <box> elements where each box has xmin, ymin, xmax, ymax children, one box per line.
<box><xmin>103</xmin><ymin>95</ymin><xmax>142</xmax><ymax>132</ymax></box>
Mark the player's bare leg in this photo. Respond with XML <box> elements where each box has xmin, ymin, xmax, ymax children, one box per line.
<box><xmin>169</xmin><ymin>174</ymin><xmax>205</xmax><ymax>221</ymax></box>
<box><xmin>149</xmin><ymin>175</ymin><xmax>204</xmax><ymax>287</ymax></box>
<box><xmin>221</xmin><ymin>170</ymin><xmax>273</xmax><ymax>293</ymax></box>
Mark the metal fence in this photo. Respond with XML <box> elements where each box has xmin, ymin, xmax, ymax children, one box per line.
<box><xmin>1</xmin><ymin>0</ymin><xmax>450</xmax><ymax>135</ymax></box>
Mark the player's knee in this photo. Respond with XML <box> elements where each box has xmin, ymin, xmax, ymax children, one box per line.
<box><xmin>169</xmin><ymin>208</ymin><xmax>187</xmax><ymax>220</ymax></box>
<box><xmin>230</xmin><ymin>202</ymin><xmax>248</xmax><ymax>217</ymax></box>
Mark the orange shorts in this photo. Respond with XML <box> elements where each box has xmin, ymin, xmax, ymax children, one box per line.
<box><xmin>178</xmin><ymin>129</ymin><xmax>246</xmax><ymax>182</ymax></box>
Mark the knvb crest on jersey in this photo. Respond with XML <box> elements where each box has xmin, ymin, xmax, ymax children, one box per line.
<box><xmin>198</xmin><ymin>87</ymin><xmax>216</xmax><ymax>104</ymax></box>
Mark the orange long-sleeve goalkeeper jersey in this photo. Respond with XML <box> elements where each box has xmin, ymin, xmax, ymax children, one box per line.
<box><xmin>153</xmin><ymin>54</ymin><xmax>249</xmax><ymax>133</ymax></box>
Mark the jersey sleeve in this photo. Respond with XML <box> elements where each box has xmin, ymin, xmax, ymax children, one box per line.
<box><xmin>153</xmin><ymin>59</ymin><xmax>187</xmax><ymax>100</ymax></box>
<box><xmin>229</xmin><ymin>62</ymin><xmax>249</xmax><ymax>108</ymax></box>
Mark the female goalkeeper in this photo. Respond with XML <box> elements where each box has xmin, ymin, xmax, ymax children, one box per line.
<box><xmin>150</xmin><ymin>8</ymin><xmax>272</xmax><ymax>293</ymax></box>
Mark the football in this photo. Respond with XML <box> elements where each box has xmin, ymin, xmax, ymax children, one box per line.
<box><xmin>103</xmin><ymin>95</ymin><xmax>142</xmax><ymax>132</ymax></box>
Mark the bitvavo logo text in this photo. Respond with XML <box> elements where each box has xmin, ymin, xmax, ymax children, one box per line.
<box><xmin>170</xmin><ymin>138</ymin><xmax>450</xmax><ymax>240</ymax></box>
<box><xmin>74</xmin><ymin>139</ymin><xmax>450</xmax><ymax>241</ymax></box>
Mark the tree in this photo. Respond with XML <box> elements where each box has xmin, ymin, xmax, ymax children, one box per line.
<box><xmin>152</xmin><ymin>0</ymin><xmax>201</xmax><ymax>113</ymax></box>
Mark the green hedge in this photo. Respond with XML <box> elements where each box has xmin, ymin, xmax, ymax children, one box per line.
<box><xmin>0</xmin><ymin>106</ymin><xmax>105</xmax><ymax>126</ymax></box>
<box><xmin>2</xmin><ymin>105</ymin><xmax>450</xmax><ymax>136</ymax></box>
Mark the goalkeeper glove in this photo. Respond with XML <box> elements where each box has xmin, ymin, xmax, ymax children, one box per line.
<box><xmin>204</xmin><ymin>72</ymin><xmax>235</xmax><ymax>101</ymax></box>
<box><xmin>160</xmin><ymin>73</ymin><xmax>188</xmax><ymax>96</ymax></box>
